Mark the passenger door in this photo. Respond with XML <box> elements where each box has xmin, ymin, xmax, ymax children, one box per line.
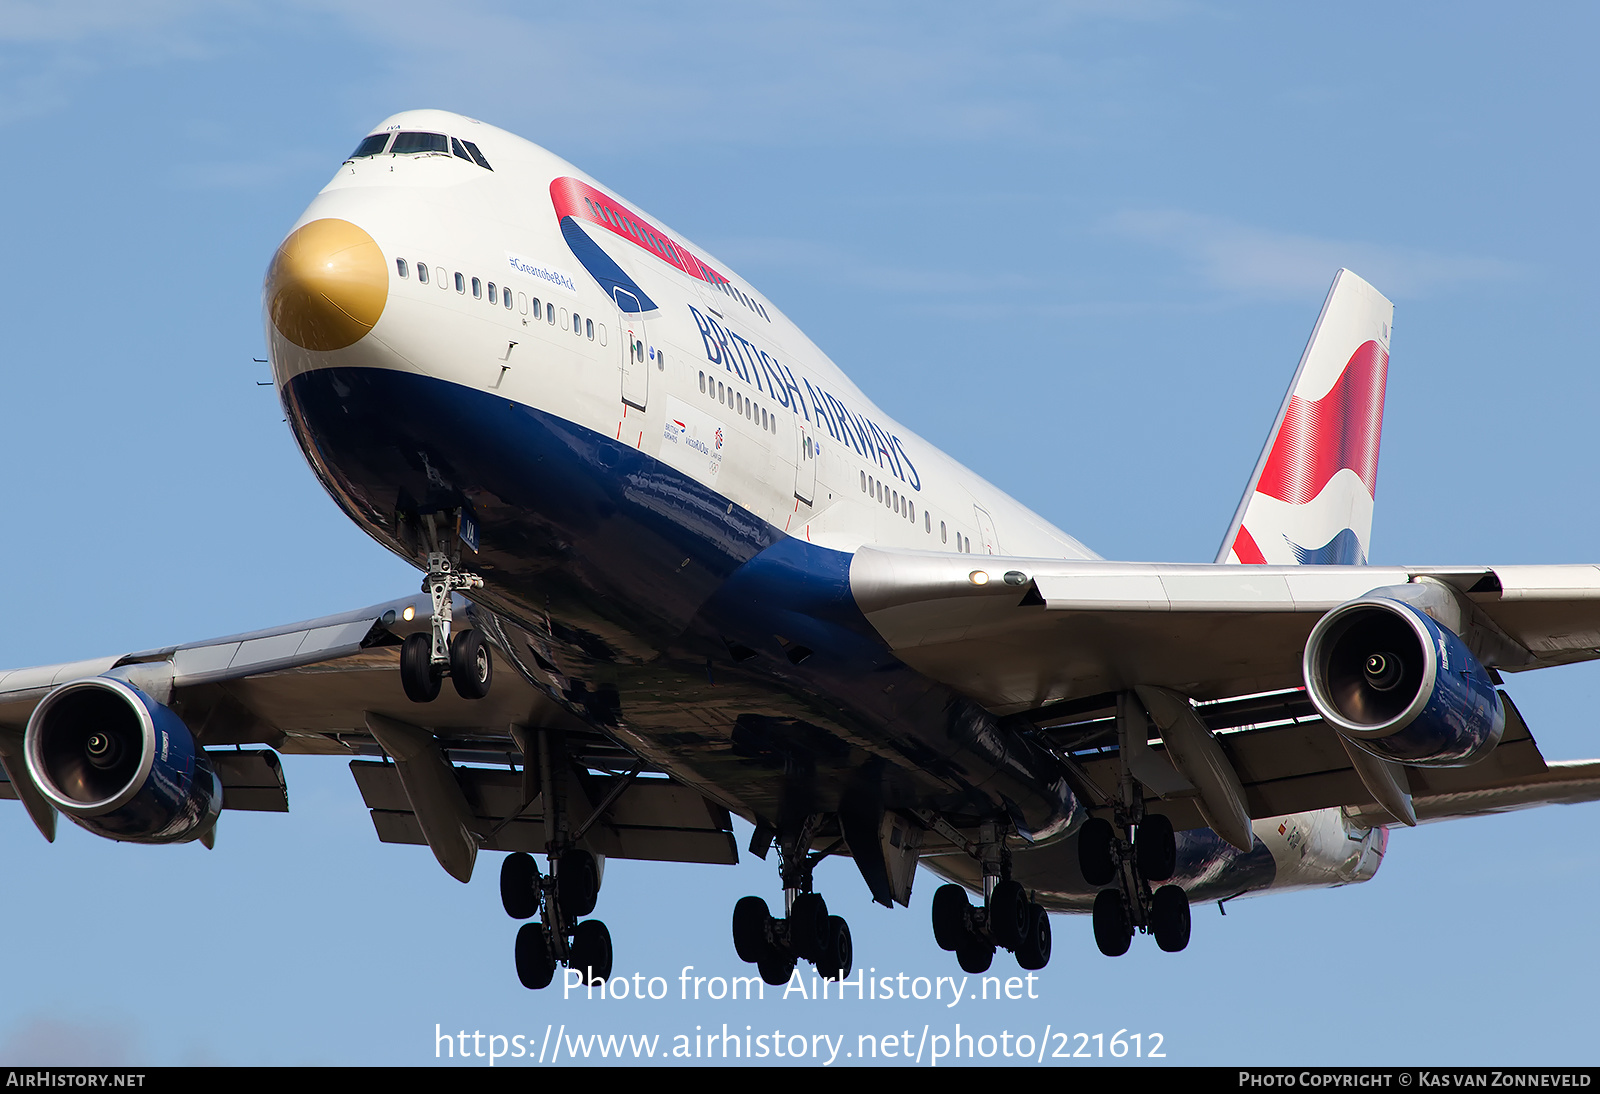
<box><xmin>614</xmin><ymin>288</ymin><xmax>648</xmax><ymax>411</ymax></box>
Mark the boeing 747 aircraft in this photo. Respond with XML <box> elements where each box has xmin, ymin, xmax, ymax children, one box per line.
<box><xmin>5</xmin><ymin>109</ymin><xmax>1600</xmax><ymax>989</ymax></box>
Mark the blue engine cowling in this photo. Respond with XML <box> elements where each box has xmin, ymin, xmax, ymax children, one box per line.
<box><xmin>1303</xmin><ymin>596</ymin><xmax>1504</xmax><ymax>766</ymax></box>
<box><xmin>24</xmin><ymin>677</ymin><xmax>221</xmax><ymax>843</ymax></box>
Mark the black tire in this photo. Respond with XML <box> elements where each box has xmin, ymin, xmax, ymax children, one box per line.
<box><xmin>1151</xmin><ymin>884</ymin><xmax>1191</xmax><ymax>953</ymax></box>
<box><xmin>788</xmin><ymin>892</ymin><xmax>829</xmax><ymax>961</ymax></box>
<box><xmin>989</xmin><ymin>879</ymin><xmax>1029</xmax><ymax>950</ymax></box>
<box><xmin>1136</xmin><ymin>813</ymin><xmax>1178</xmax><ymax>882</ymax></box>
<box><xmin>757</xmin><ymin>946</ymin><xmax>795</xmax><ymax>986</ymax></box>
<box><xmin>515</xmin><ymin>923</ymin><xmax>555</xmax><ymax>990</ymax></box>
<box><xmin>499</xmin><ymin>852</ymin><xmax>541</xmax><ymax>920</ymax></box>
<box><xmin>816</xmin><ymin>915</ymin><xmax>852</xmax><ymax>981</ymax></box>
<box><xmin>1016</xmin><ymin>901</ymin><xmax>1052</xmax><ymax>971</ymax></box>
<box><xmin>400</xmin><ymin>632</ymin><xmax>440</xmax><ymax>703</ymax></box>
<box><xmin>931</xmin><ymin>884</ymin><xmax>971</xmax><ymax>951</ymax></box>
<box><xmin>558</xmin><ymin>848</ymin><xmax>599</xmax><ymax>920</ymax></box>
<box><xmin>732</xmin><ymin>896</ymin><xmax>772</xmax><ymax>963</ymax></box>
<box><xmin>1092</xmin><ymin>888</ymin><xmax>1133</xmax><ymax>957</ymax></box>
<box><xmin>570</xmin><ymin>919</ymin><xmax>614</xmax><ymax>983</ymax></box>
<box><xmin>1078</xmin><ymin>816</ymin><xmax>1116</xmax><ymax>887</ymax></box>
<box><xmin>956</xmin><ymin>937</ymin><xmax>994</xmax><ymax>974</ymax></box>
<box><xmin>450</xmin><ymin>628</ymin><xmax>493</xmax><ymax>700</ymax></box>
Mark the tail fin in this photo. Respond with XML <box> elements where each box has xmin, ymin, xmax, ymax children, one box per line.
<box><xmin>1216</xmin><ymin>269</ymin><xmax>1393</xmax><ymax>566</ymax></box>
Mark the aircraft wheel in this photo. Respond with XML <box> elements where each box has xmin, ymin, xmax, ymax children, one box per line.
<box><xmin>1016</xmin><ymin>901</ymin><xmax>1052</xmax><ymax>971</ymax></box>
<box><xmin>1137</xmin><ymin>813</ymin><xmax>1178</xmax><ymax>882</ymax></box>
<box><xmin>788</xmin><ymin>892</ymin><xmax>829</xmax><ymax>961</ymax></box>
<box><xmin>990</xmin><ymin>879</ymin><xmax>1029</xmax><ymax>950</ymax></box>
<box><xmin>816</xmin><ymin>915</ymin><xmax>852</xmax><ymax>981</ymax></box>
<box><xmin>450</xmin><ymin>628</ymin><xmax>493</xmax><ymax>700</ymax></box>
<box><xmin>570</xmin><ymin>919</ymin><xmax>614</xmax><ymax>983</ymax></box>
<box><xmin>400</xmin><ymin>632</ymin><xmax>440</xmax><ymax>703</ymax></box>
<box><xmin>500</xmin><ymin>852</ymin><xmax>541</xmax><ymax>920</ymax></box>
<box><xmin>1092</xmin><ymin>888</ymin><xmax>1133</xmax><ymax>957</ymax></box>
<box><xmin>931</xmin><ymin>884</ymin><xmax>971</xmax><ymax>951</ymax></box>
<box><xmin>558</xmin><ymin>849</ymin><xmax>599</xmax><ymax>920</ymax></box>
<box><xmin>757</xmin><ymin>946</ymin><xmax>796</xmax><ymax>986</ymax></box>
<box><xmin>956</xmin><ymin>937</ymin><xmax>995</xmax><ymax>974</ymax></box>
<box><xmin>1151</xmin><ymin>884</ymin><xmax>1191</xmax><ymax>953</ymax></box>
<box><xmin>1078</xmin><ymin>817</ymin><xmax>1116</xmax><ymax>887</ymax></box>
<box><xmin>732</xmin><ymin>896</ymin><xmax>772</xmax><ymax>963</ymax></box>
<box><xmin>515</xmin><ymin>923</ymin><xmax>555</xmax><ymax>990</ymax></box>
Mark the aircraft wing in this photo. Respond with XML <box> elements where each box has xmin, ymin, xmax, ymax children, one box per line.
<box><xmin>0</xmin><ymin>596</ymin><xmax>737</xmax><ymax>872</ymax></box>
<box><xmin>849</xmin><ymin>547</ymin><xmax>1600</xmax><ymax>828</ymax></box>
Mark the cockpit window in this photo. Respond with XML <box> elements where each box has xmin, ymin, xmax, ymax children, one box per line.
<box><xmin>451</xmin><ymin>137</ymin><xmax>473</xmax><ymax>163</ymax></box>
<box><xmin>349</xmin><ymin>133</ymin><xmax>392</xmax><ymax>159</ymax></box>
<box><xmin>461</xmin><ymin>140</ymin><xmax>492</xmax><ymax>170</ymax></box>
<box><xmin>390</xmin><ymin>131</ymin><xmax>449</xmax><ymax>155</ymax></box>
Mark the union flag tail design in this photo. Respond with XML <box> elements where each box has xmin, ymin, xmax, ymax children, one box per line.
<box><xmin>1217</xmin><ymin>269</ymin><xmax>1393</xmax><ymax>566</ymax></box>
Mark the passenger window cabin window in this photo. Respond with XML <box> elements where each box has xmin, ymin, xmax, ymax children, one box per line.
<box><xmin>598</xmin><ymin>324</ymin><xmax>607</xmax><ymax>346</ymax></box>
<box><xmin>436</xmin><ymin>264</ymin><xmax>449</xmax><ymax>289</ymax></box>
<box><xmin>547</xmin><ymin>306</ymin><xmax>556</xmax><ymax>326</ymax></box>
<box><xmin>396</xmin><ymin>258</ymin><xmax>409</xmax><ymax>278</ymax></box>
<box><xmin>560</xmin><ymin>308</ymin><xmax>569</xmax><ymax>330</ymax></box>
<box><xmin>516</xmin><ymin>292</ymin><xmax>527</xmax><ymax>313</ymax></box>
<box><xmin>455</xmin><ymin>272</ymin><xmax>466</xmax><ymax>293</ymax></box>
<box><xmin>586</xmin><ymin>318</ymin><xmax>594</xmax><ymax>340</ymax></box>
<box><xmin>699</xmin><ymin>372</ymin><xmax>706</xmax><ymax>393</ymax></box>
<box><xmin>487</xmin><ymin>282</ymin><xmax>496</xmax><ymax>304</ymax></box>
<box><xmin>472</xmin><ymin>277</ymin><xmax>482</xmax><ymax>299</ymax></box>
<box><xmin>656</xmin><ymin>348</ymin><xmax>663</xmax><ymax>370</ymax></box>
<box><xmin>573</xmin><ymin>313</ymin><xmax>582</xmax><ymax>336</ymax></box>
<box><xmin>532</xmin><ymin>298</ymin><xmax>541</xmax><ymax>320</ymax></box>
<box><xmin>925</xmin><ymin>512</ymin><xmax>931</xmax><ymax>533</ymax></box>
<box><xmin>861</xmin><ymin>472</ymin><xmax>867</xmax><ymax>492</ymax></box>
<box><xmin>718</xmin><ymin>382</ymin><xmax>725</xmax><ymax>402</ymax></box>
<box><xmin>417</xmin><ymin>263</ymin><xmax>429</xmax><ymax>284</ymax></box>
<box><xmin>941</xmin><ymin>521</ymin><xmax>947</xmax><ymax>543</ymax></box>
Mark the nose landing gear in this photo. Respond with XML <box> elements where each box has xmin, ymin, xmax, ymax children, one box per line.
<box><xmin>400</xmin><ymin>511</ymin><xmax>492</xmax><ymax>703</ymax></box>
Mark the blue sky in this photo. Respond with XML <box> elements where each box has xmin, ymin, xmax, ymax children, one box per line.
<box><xmin>1</xmin><ymin>1</ymin><xmax>1597</xmax><ymax>1066</ymax></box>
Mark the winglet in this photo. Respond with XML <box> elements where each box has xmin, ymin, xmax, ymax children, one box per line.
<box><xmin>1216</xmin><ymin>269</ymin><xmax>1394</xmax><ymax>566</ymax></box>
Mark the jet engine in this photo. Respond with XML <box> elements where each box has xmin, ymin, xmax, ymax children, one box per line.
<box><xmin>24</xmin><ymin>677</ymin><xmax>221</xmax><ymax>843</ymax></box>
<box><xmin>1303</xmin><ymin>594</ymin><xmax>1504</xmax><ymax>766</ymax></box>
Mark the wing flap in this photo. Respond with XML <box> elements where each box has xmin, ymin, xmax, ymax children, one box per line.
<box><xmin>350</xmin><ymin>761</ymin><xmax>739</xmax><ymax>864</ymax></box>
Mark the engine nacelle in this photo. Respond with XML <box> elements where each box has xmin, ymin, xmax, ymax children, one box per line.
<box><xmin>24</xmin><ymin>677</ymin><xmax>221</xmax><ymax>843</ymax></box>
<box><xmin>1303</xmin><ymin>595</ymin><xmax>1504</xmax><ymax>766</ymax></box>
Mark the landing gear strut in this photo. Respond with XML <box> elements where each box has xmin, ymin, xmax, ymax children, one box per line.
<box><xmin>928</xmin><ymin>819</ymin><xmax>1052</xmax><ymax>973</ymax></box>
<box><xmin>732</xmin><ymin>817</ymin><xmax>853</xmax><ymax>984</ymax></box>
<box><xmin>1087</xmin><ymin>693</ymin><xmax>1191</xmax><ymax>957</ymax></box>
<box><xmin>401</xmin><ymin>511</ymin><xmax>492</xmax><ymax>703</ymax></box>
<box><xmin>499</xmin><ymin>728</ymin><xmax>615</xmax><ymax>989</ymax></box>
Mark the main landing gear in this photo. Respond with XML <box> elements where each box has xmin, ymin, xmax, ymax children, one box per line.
<box><xmin>498</xmin><ymin>727</ymin><xmax>613</xmax><ymax>990</ymax></box>
<box><xmin>400</xmin><ymin>528</ymin><xmax>492</xmax><ymax>703</ymax></box>
<box><xmin>927</xmin><ymin>820</ymin><xmax>1053</xmax><ymax>973</ymax></box>
<box><xmin>501</xmin><ymin>847</ymin><xmax>613</xmax><ymax>990</ymax></box>
<box><xmin>732</xmin><ymin>819</ymin><xmax>853</xmax><ymax>985</ymax></box>
<box><xmin>1080</xmin><ymin>812</ymin><xmax>1190</xmax><ymax>955</ymax></box>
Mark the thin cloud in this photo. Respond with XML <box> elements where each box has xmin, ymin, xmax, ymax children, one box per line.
<box><xmin>1108</xmin><ymin>209</ymin><xmax>1520</xmax><ymax>299</ymax></box>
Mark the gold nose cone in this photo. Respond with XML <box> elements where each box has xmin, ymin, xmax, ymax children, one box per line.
<box><xmin>266</xmin><ymin>218</ymin><xmax>388</xmax><ymax>351</ymax></box>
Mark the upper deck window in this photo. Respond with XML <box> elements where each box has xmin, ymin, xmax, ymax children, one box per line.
<box><xmin>349</xmin><ymin>133</ymin><xmax>392</xmax><ymax>159</ymax></box>
<box><xmin>390</xmin><ymin>131</ymin><xmax>449</xmax><ymax>155</ymax></box>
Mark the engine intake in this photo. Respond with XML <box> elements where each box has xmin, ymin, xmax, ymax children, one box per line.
<box><xmin>25</xmin><ymin>677</ymin><xmax>221</xmax><ymax>843</ymax></box>
<box><xmin>1303</xmin><ymin>595</ymin><xmax>1504</xmax><ymax>767</ymax></box>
